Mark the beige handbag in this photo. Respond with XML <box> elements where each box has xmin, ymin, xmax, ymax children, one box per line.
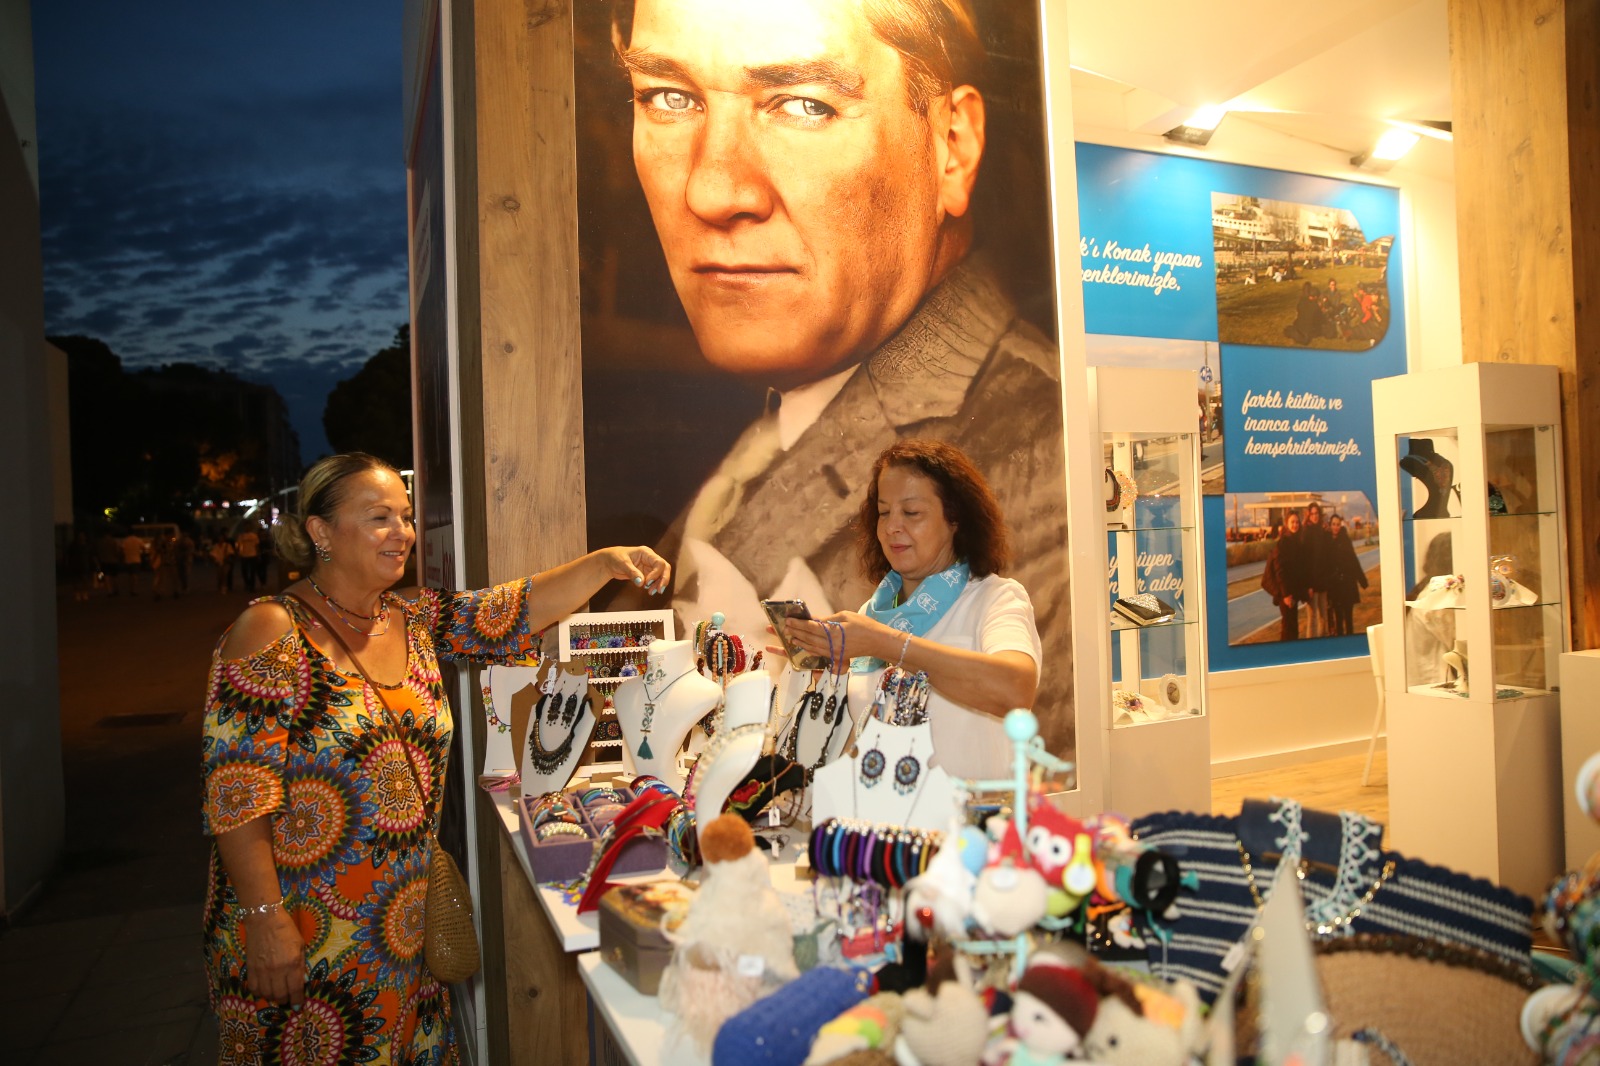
<box><xmin>289</xmin><ymin>595</ymin><xmax>482</xmax><ymax>983</ymax></box>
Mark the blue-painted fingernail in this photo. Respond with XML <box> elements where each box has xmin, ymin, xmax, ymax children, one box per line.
<box><xmin>633</xmin><ymin>575</ymin><xmax>643</xmax><ymax>585</ymax></box>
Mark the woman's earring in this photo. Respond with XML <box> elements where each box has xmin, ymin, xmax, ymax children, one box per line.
<box><xmin>316</xmin><ymin>543</ymin><xmax>332</xmax><ymax>563</ymax></box>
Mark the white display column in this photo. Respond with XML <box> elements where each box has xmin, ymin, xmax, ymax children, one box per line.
<box><xmin>1091</xmin><ymin>367</ymin><xmax>1210</xmax><ymax>817</ymax></box>
<box><xmin>1373</xmin><ymin>362</ymin><xmax>1568</xmax><ymax>898</ymax></box>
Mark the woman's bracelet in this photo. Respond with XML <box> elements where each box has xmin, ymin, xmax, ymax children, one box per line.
<box><xmin>894</xmin><ymin>631</ymin><xmax>912</xmax><ymax>668</ymax></box>
<box><xmin>238</xmin><ymin>899</ymin><xmax>284</xmax><ymax>919</ymax></box>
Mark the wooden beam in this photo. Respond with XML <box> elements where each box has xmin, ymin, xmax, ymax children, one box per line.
<box><xmin>461</xmin><ymin>0</ymin><xmax>588</xmax><ymax>1061</ymax></box>
<box><xmin>1449</xmin><ymin>0</ymin><xmax>1600</xmax><ymax>648</ymax></box>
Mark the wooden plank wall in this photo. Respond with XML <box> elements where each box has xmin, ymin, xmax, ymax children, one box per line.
<box><xmin>1449</xmin><ymin>0</ymin><xmax>1600</xmax><ymax>649</ymax></box>
<box><xmin>456</xmin><ymin>0</ymin><xmax>588</xmax><ymax>1062</ymax></box>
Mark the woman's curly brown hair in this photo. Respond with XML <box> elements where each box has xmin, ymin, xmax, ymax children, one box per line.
<box><xmin>856</xmin><ymin>438</ymin><xmax>1011</xmax><ymax>584</ymax></box>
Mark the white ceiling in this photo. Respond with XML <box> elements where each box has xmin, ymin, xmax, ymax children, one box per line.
<box><xmin>1065</xmin><ymin>0</ymin><xmax>1454</xmax><ymax>181</ymax></box>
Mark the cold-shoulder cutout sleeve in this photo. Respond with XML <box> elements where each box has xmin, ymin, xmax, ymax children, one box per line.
<box><xmin>201</xmin><ymin>620</ymin><xmax>309</xmax><ymax>836</ymax></box>
<box><xmin>414</xmin><ymin>579</ymin><xmax>542</xmax><ymax>665</ymax></box>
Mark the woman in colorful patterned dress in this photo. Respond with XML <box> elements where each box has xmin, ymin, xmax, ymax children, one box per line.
<box><xmin>201</xmin><ymin>452</ymin><xmax>668</xmax><ymax>1064</ymax></box>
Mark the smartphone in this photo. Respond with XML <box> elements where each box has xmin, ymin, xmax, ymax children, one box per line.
<box><xmin>760</xmin><ymin>599</ymin><xmax>831</xmax><ymax>671</ymax></box>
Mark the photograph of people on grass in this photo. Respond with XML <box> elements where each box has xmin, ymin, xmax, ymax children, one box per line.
<box><xmin>1223</xmin><ymin>490</ymin><xmax>1381</xmax><ymax>646</ymax></box>
<box><xmin>1212</xmin><ymin>194</ymin><xmax>1392</xmax><ymax>351</ymax></box>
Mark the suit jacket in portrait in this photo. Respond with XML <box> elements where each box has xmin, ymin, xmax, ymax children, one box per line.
<box><xmin>639</xmin><ymin>256</ymin><xmax>1077</xmax><ymax>758</ymax></box>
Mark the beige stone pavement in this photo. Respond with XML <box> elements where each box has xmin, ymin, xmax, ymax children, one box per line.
<box><xmin>1</xmin><ymin>563</ymin><xmax>270</xmax><ymax>1065</ymax></box>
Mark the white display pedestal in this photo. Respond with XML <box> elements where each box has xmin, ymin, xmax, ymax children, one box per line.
<box><xmin>1091</xmin><ymin>366</ymin><xmax>1211</xmax><ymax>817</ymax></box>
<box><xmin>1559</xmin><ymin>650</ymin><xmax>1600</xmax><ymax>870</ymax></box>
<box><xmin>1373</xmin><ymin>363</ymin><xmax>1568</xmax><ymax>898</ymax></box>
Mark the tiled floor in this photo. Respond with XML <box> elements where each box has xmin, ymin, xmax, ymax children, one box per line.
<box><xmin>2</xmin><ymin>575</ymin><xmax>247</xmax><ymax>1065</ymax></box>
<box><xmin>0</xmin><ymin>906</ymin><xmax>219</xmax><ymax>1065</ymax></box>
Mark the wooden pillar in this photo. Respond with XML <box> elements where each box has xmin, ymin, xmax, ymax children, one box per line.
<box><xmin>1448</xmin><ymin>0</ymin><xmax>1600</xmax><ymax>648</ymax></box>
<box><xmin>453</xmin><ymin>0</ymin><xmax>588</xmax><ymax>1061</ymax></box>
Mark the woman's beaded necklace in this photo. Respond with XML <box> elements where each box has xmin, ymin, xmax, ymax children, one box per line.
<box><xmin>308</xmin><ymin>575</ymin><xmax>390</xmax><ymax>636</ymax></box>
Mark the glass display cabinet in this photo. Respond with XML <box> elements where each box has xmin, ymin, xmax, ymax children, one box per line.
<box><xmin>1091</xmin><ymin>366</ymin><xmax>1209</xmax><ymax>817</ymax></box>
<box><xmin>1372</xmin><ymin>362</ymin><xmax>1567</xmax><ymax>897</ymax></box>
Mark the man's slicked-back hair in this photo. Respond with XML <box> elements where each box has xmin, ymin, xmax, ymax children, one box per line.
<box><xmin>610</xmin><ymin>0</ymin><xmax>985</xmax><ymax>114</ymax></box>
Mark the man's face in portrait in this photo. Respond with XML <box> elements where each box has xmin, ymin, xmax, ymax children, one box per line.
<box><xmin>618</xmin><ymin>0</ymin><xmax>985</xmax><ymax>386</ymax></box>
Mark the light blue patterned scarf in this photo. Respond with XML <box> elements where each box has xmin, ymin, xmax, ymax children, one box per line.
<box><xmin>852</xmin><ymin>560</ymin><xmax>970</xmax><ymax>672</ymax></box>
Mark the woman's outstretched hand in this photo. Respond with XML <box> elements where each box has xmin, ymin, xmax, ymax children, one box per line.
<box><xmin>597</xmin><ymin>546</ymin><xmax>671</xmax><ymax>596</ymax></box>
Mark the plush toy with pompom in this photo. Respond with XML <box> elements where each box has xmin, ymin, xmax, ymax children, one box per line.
<box><xmin>659</xmin><ymin>814</ymin><xmax>798</xmax><ymax>1051</ymax></box>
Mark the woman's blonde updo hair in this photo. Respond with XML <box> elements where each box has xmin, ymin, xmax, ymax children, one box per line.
<box><xmin>273</xmin><ymin>452</ymin><xmax>400</xmax><ymax>570</ymax></box>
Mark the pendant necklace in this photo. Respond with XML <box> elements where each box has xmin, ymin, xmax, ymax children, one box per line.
<box><xmin>637</xmin><ymin>662</ymin><xmax>695</xmax><ymax>760</ymax></box>
<box><xmin>308</xmin><ymin>576</ymin><xmax>390</xmax><ymax>636</ymax></box>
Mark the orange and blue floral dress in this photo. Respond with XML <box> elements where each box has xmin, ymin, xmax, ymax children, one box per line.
<box><xmin>201</xmin><ymin>582</ymin><xmax>537</xmax><ymax>1066</ymax></box>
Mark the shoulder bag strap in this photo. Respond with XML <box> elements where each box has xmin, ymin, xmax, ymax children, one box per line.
<box><xmin>283</xmin><ymin>593</ymin><xmax>434</xmax><ymax>821</ymax></box>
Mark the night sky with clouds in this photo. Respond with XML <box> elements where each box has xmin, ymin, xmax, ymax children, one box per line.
<box><xmin>32</xmin><ymin>1</ymin><xmax>407</xmax><ymax>463</ymax></box>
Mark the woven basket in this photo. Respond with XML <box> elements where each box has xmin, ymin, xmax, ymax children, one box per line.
<box><xmin>1314</xmin><ymin>940</ymin><xmax>1538</xmax><ymax>1065</ymax></box>
<box><xmin>424</xmin><ymin>836</ymin><xmax>481</xmax><ymax>983</ymax></box>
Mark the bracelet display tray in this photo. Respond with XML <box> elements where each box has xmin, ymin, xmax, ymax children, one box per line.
<box><xmin>518</xmin><ymin>786</ymin><xmax>668</xmax><ymax>883</ymax></box>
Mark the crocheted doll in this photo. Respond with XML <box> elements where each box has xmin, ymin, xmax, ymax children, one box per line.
<box><xmin>659</xmin><ymin>814</ymin><xmax>798</xmax><ymax>1050</ymax></box>
<box><xmin>981</xmin><ymin>951</ymin><xmax>1100</xmax><ymax>1066</ymax></box>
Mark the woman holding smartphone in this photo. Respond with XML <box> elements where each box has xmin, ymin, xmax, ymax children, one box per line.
<box><xmin>783</xmin><ymin>439</ymin><xmax>1042</xmax><ymax>778</ymax></box>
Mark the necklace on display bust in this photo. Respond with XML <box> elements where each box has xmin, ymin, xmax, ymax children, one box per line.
<box><xmin>308</xmin><ymin>576</ymin><xmax>391</xmax><ymax>636</ymax></box>
<box><xmin>637</xmin><ymin>662</ymin><xmax>696</xmax><ymax>760</ymax></box>
<box><xmin>527</xmin><ymin>691</ymin><xmax>590</xmax><ymax>776</ymax></box>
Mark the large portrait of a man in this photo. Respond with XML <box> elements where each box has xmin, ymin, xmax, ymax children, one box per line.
<box><xmin>577</xmin><ymin>0</ymin><xmax>1075</xmax><ymax>756</ymax></box>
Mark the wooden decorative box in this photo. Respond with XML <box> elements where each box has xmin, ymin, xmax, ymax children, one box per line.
<box><xmin>597</xmin><ymin>880</ymin><xmax>697</xmax><ymax>995</ymax></box>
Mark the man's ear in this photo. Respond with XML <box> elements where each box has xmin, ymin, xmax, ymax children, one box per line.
<box><xmin>938</xmin><ymin>85</ymin><xmax>986</xmax><ymax>220</ymax></box>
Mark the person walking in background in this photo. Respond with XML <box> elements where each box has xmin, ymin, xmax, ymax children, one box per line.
<box><xmin>95</xmin><ymin>528</ymin><xmax>121</xmax><ymax>595</ymax></box>
<box><xmin>1325</xmin><ymin>512</ymin><xmax>1369</xmax><ymax>636</ymax></box>
<box><xmin>1300</xmin><ymin>501</ymin><xmax>1333</xmax><ymax>638</ymax></box>
<box><xmin>1260</xmin><ymin>510</ymin><xmax>1310</xmax><ymax>640</ymax></box>
<box><xmin>235</xmin><ymin>526</ymin><xmax>261</xmax><ymax>592</ymax></box>
<box><xmin>175</xmin><ymin>529</ymin><xmax>195</xmax><ymax>595</ymax></box>
<box><xmin>117</xmin><ymin>528</ymin><xmax>146</xmax><ymax>596</ymax></box>
<box><xmin>210</xmin><ymin>535</ymin><xmax>236</xmax><ymax>593</ymax></box>
<box><xmin>150</xmin><ymin>532</ymin><xmax>176</xmax><ymax>600</ymax></box>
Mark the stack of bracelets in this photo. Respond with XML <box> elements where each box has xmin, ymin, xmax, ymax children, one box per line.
<box><xmin>808</xmin><ymin>818</ymin><xmax>943</xmax><ymax>889</ymax></box>
<box><xmin>871</xmin><ymin>667</ymin><xmax>931</xmax><ymax>726</ymax></box>
<box><xmin>693</xmin><ymin>620</ymin><xmax>762</xmax><ymax>679</ymax></box>
<box><xmin>527</xmin><ymin>793</ymin><xmax>586</xmax><ymax>842</ymax></box>
<box><xmin>527</xmin><ymin>785</ymin><xmax>639</xmax><ymax>842</ymax></box>
<box><xmin>664</xmin><ymin>804</ymin><xmax>700</xmax><ymax>872</ymax></box>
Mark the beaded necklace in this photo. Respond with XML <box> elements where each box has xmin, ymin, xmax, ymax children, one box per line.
<box><xmin>308</xmin><ymin>575</ymin><xmax>390</xmax><ymax>635</ymax></box>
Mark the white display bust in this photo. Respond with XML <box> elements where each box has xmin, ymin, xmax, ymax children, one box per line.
<box><xmin>612</xmin><ymin>639</ymin><xmax>721</xmax><ymax>790</ymax></box>
<box><xmin>811</xmin><ymin>717</ymin><xmax>953</xmax><ymax>833</ymax></box>
<box><xmin>693</xmin><ymin>670</ymin><xmax>773</xmax><ymax>842</ymax></box>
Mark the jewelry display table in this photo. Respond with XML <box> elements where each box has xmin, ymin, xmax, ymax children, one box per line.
<box><xmin>579</xmin><ymin>951</ymin><xmax>698</xmax><ymax>1066</ymax></box>
<box><xmin>490</xmin><ymin>789</ymin><xmax>607</xmax><ymax>952</ymax></box>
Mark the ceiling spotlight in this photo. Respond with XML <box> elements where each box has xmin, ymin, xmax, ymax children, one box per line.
<box><xmin>1165</xmin><ymin>105</ymin><xmax>1226</xmax><ymax>147</ymax></box>
<box><xmin>1351</xmin><ymin>129</ymin><xmax>1420</xmax><ymax>172</ymax></box>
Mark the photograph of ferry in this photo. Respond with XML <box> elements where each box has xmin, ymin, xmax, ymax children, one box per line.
<box><xmin>1212</xmin><ymin>194</ymin><xmax>1392</xmax><ymax>351</ymax></box>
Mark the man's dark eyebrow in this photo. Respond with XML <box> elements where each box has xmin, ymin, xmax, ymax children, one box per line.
<box><xmin>743</xmin><ymin>60</ymin><xmax>865</xmax><ymax>99</ymax></box>
<box><xmin>618</xmin><ymin>49</ymin><xmax>694</xmax><ymax>83</ymax></box>
<box><xmin>619</xmin><ymin>48</ymin><xmax>865</xmax><ymax>101</ymax></box>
